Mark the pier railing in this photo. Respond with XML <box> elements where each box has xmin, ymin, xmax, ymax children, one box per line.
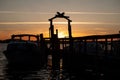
<box><xmin>43</xmin><ymin>33</ymin><xmax>120</xmax><ymax>57</ymax></box>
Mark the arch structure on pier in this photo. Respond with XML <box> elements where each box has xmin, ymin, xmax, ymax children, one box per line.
<box><xmin>49</xmin><ymin>12</ymin><xmax>72</xmax><ymax>38</ymax></box>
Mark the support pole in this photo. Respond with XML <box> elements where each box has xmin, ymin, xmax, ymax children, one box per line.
<box><xmin>28</xmin><ymin>35</ymin><xmax>30</xmax><ymax>41</ymax></box>
<box><xmin>52</xmin><ymin>34</ymin><xmax>60</xmax><ymax>70</ymax></box>
<box><xmin>68</xmin><ymin>21</ymin><xmax>72</xmax><ymax>38</ymax></box>
<box><xmin>49</xmin><ymin>20</ymin><xmax>54</xmax><ymax>38</ymax></box>
<box><xmin>105</xmin><ymin>38</ymin><xmax>108</xmax><ymax>55</ymax></box>
<box><xmin>56</xmin><ymin>29</ymin><xmax>58</xmax><ymax>38</ymax></box>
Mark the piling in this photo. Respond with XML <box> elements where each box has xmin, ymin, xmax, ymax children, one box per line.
<box><xmin>40</xmin><ymin>34</ymin><xmax>48</xmax><ymax>66</ymax></box>
<box><xmin>52</xmin><ymin>34</ymin><xmax>60</xmax><ymax>70</ymax></box>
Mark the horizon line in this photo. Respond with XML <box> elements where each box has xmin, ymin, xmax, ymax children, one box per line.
<box><xmin>0</xmin><ymin>21</ymin><xmax>120</xmax><ymax>25</ymax></box>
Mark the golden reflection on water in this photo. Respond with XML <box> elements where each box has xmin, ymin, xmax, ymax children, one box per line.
<box><xmin>47</xmin><ymin>55</ymin><xmax>64</xmax><ymax>80</ymax></box>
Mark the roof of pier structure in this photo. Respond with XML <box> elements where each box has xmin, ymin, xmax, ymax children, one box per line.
<box><xmin>49</xmin><ymin>12</ymin><xmax>72</xmax><ymax>22</ymax></box>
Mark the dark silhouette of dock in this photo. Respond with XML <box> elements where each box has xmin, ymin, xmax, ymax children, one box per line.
<box><xmin>42</xmin><ymin>34</ymin><xmax>120</xmax><ymax>80</ymax></box>
<box><xmin>5</xmin><ymin>12</ymin><xmax>120</xmax><ymax>80</ymax></box>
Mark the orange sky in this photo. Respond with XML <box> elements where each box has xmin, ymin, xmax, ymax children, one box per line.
<box><xmin>0</xmin><ymin>22</ymin><xmax>120</xmax><ymax>40</ymax></box>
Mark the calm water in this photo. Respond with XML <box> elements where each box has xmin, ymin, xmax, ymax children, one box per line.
<box><xmin>0</xmin><ymin>43</ymin><xmax>69</xmax><ymax>80</ymax></box>
<box><xmin>1</xmin><ymin>43</ymin><xmax>116</xmax><ymax>80</ymax></box>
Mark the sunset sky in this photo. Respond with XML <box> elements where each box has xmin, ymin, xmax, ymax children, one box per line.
<box><xmin>0</xmin><ymin>0</ymin><xmax>120</xmax><ymax>40</ymax></box>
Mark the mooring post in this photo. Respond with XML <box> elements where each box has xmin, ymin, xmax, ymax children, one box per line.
<box><xmin>68</xmin><ymin>20</ymin><xmax>72</xmax><ymax>38</ymax></box>
<box><xmin>49</xmin><ymin>20</ymin><xmax>54</xmax><ymax>38</ymax></box>
<box><xmin>105</xmin><ymin>38</ymin><xmax>108</xmax><ymax>56</ymax></box>
<box><xmin>84</xmin><ymin>39</ymin><xmax>87</xmax><ymax>54</ymax></box>
<box><xmin>11</xmin><ymin>35</ymin><xmax>14</xmax><ymax>40</ymax></box>
<box><xmin>110</xmin><ymin>38</ymin><xmax>113</xmax><ymax>54</ymax></box>
<box><xmin>68</xmin><ymin>20</ymin><xmax>73</xmax><ymax>52</ymax></box>
<box><xmin>56</xmin><ymin>29</ymin><xmax>58</xmax><ymax>38</ymax></box>
<box><xmin>40</xmin><ymin>34</ymin><xmax>44</xmax><ymax>47</ymax></box>
<box><xmin>52</xmin><ymin>34</ymin><xmax>60</xmax><ymax>70</ymax></box>
<box><xmin>40</xmin><ymin>33</ymin><xmax>48</xmax><ymax>65</ymax></box>
<box><xmin>95</xmin><ymin>38</ymin><xmax>98</xmax><ymax>55</ymax></box>
<box><xmin>36</xmin><ymin>35</ymin><xmax>39</xmax><ymax>45</ymax></box>
<box><xmin>28</xmin><ymin>35</ymin><xmax>30</xmax><ymax>41</ymax></box>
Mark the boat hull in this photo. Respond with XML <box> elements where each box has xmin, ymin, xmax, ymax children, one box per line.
<box><xmin>4</xmin><ymin>50</ymin><xmax>47</xmax><ymax>66</ymax></box>
<box><xmin>3</xmin><ymin>42</ymin><xmax>48</xmax><ymax>66</ymax></box>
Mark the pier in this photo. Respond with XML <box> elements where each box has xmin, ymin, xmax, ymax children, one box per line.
<box><xmin>43</xmin><ymin>34</ymin><xmax>120</xmax><ymax>79</ymax></box>
<box><xmin>9</xmin><ymin>12</ymin><xmax>120</xmax><ymax>79</ymax></box>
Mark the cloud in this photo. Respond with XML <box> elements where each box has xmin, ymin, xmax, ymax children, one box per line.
<box><xmin>0</xmin><ymin>11</ymin><xmax>54</xmax><ymax>14</ymax></box>
<box><xmin>0</xmin><ymin>21</ymin><xmax>120</xmax><ymax>25</ymax></box>
<box><xmin>0</xmin><ymin>22</ymin><xmax>49</xmax><ymax>24</ymax></box>
<box><xmin>1</xmin><ymin>11</ymin><xmax>120</xmax><ymax>15</ymax></box>
<box><xmin>66</xmin><ymin>11</ymin><xmax>120</xmax><ymax>15</ymax></box>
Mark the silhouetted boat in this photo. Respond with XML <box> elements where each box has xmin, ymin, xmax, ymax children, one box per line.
<box><xmin>3</xmin><ymin>34</ymin><xmax>48</xmax><ymax>66</ymax></box>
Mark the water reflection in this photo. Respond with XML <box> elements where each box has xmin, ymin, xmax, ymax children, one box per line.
<box><xmin>0</xmin><ymin>43</ymin><xmax>93</xmax><ymax>80</ymax></box>
<box><xmin>0</xmin><ymin>44</ymin><xmax>62</xmax><ymax>80</ymax></box>
<box><xmin>4</xmin><ymin>65</ymin><xmax>48</xmax><ymax>80</ymax></box>
<box><xmin>1</xmin><ymin>55</ymin><xmax>68</xmax><ymax>80</ymax></box>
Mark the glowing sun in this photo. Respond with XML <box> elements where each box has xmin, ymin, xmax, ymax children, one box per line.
<box><xmin>58</xmin><ymin>32</ymin><xmax>65</xmax><ymax>38</ymax></box>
